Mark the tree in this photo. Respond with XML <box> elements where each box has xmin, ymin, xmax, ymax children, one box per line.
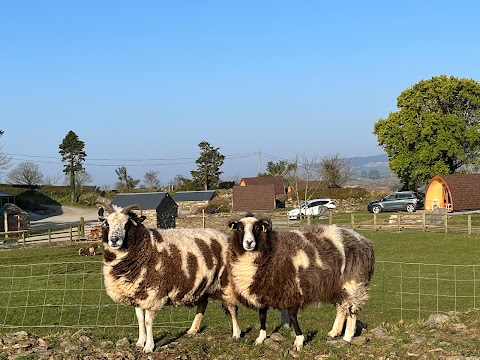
<box><xmin>65</xmin><ymin>170</ymin><xmax>93</xmax><ymax>188</ymax></box>
<box><xmin>284</xmin><ymin>154</ymin><xmax>322</xmax><ymax>206</ymax></box>
<box><xmin>368</xmin><ymin>169</ymin><xmax>381</xmax><ymax>180</ymax></box>
<box><xmin>190</xmin><ymin>141</ymin><xmax>225</xmax><ymax>190</ymax></box>
<box><xmin>6</xmin><ymin>162</ymin><xmax>44</xmax><ymax>186</ymax></box>
<box><xmin>115</xmin><ymin>166</ymin><xmax>140</xmax><ymax>191</ymax></box>
<box><xmin>59</xmin><ymin>131</ymin><xmax>87</xmax><ymax>202</ymax></box>
<box><xmin>319</xmin><ymin>154</ymin><xmax>355</xmax><ymax>188</ymax></box>
<box><xmin>142</xmin><ymin>171</ymin><xmax>161</xmax><ymax>189</ymax></box>
<box><xmin>258</xmin><ymin>160</ymin><xmax>296</xmax><ymax>177</ymax></box>
<box><xmin>0</xmin><ymin>130</ymin><xmax>12</xmax><ymax>179</ymax></box>
<box><xmin>373</xmin><ymin>75</ymin><xmax>480</xmax><ymax>189</ymax></box>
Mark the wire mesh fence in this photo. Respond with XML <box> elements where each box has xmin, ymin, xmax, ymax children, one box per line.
<box><xmin>0</xmin><ymin>260</ymin><xmax>479</xmax><ymax>329</ymax></box>
<box><xmin>0</xmin><ymin>261</ymin><xmax>194</xmax><ymax>330</ymax></box>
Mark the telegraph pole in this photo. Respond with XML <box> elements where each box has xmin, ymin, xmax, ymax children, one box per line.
<box><xmin>258</xmin><ymin>151</ymin><xmax>262</xmax><ymax>174</ymax></box>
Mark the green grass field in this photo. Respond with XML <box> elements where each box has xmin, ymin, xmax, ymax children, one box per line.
<box><xmin>1</xmin><ymin>231</ymin><xmax>480</xmax><ymax>359</ymax></box>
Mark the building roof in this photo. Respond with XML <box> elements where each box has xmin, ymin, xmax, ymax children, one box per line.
<box><xmin>111</xmin><ymin>192</ymin><xmax>175</xmax><ymax>210</ymax></box>
<box><xmin>233</xmin><ymin>185</ymin><xmax>276</xmax><ymax>211</ymax></box>
<box><xmin>428</xmin><ymin>174</ymin><xmax>480</xmax><ymax>211</ymax></box>
<box><xmin>172</xmin><ymin>190</ymin><xmax>216</xmax><ymax>202</ymax></box>
<box><xmin>0</xmin><ymin>191</ymin><xmax>15</xmax><ymax>197</ymax></box>
<box><xmin>239</xmin><ymin>176</ymin><xmax>286</xmax><ymax>196</ymax></box>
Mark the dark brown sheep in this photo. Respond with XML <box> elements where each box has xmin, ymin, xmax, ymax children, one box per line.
<box><xmin>99</xmin><ymin>203</ymin><xmax>240</xmax><ymax>354</ymax></box>
<box><xmin>227</xmin><ymin>213</ymin><xmax>375</xmax><ymax>351</ymax></box>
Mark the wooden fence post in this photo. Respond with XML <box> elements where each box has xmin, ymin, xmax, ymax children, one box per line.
<box><xmin>445</xmin><ymin>213</ymin><xmax>448</xmax><ymax>234</ymax></box>
<box><xmin>373</xmin><ymin>213</ymin><xmax>377</xmax><ymax>231</ymax></box>
<box><xmin>422</xmin><ymin>213</ymin><xmax>426</xmax><ymax>232</ymax></box>
<box><xmin>202</xmin><ymin>209</ymin><xmax>205</xmax><ymax>228</ymax></box>
<box><xmin>397</xmin><ymin>214</ymin><xmax>401</xmax><ymax>232</ymax></box>
<box><xmin>468</xmin><ymin>215</ymin><xmax>472</xmax><ymax>235</ymax></box>
<box><xmin>329</xmin><ymin>210</ymin><xmax>332</xmax><ymax>225</ymax></box>
<box><xmin>48</xmin><ymin>229</ymin><xmax>51</xmax><ymax>243</ymax></box>
<box><xmin>351</xmin><ymin>213</ymin><xmax>354</xmax><ymax>229</ymax></box>
<box><xmin>80</xmin><ymin>217</ymin><xmax>85</xmax><ymax>238</ymax></box>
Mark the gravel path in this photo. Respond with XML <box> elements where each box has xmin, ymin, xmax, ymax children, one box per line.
<box><xmin>29</xmin><ymin>205</ymin><xmax>99</xmax><ymax>229</ymax></box>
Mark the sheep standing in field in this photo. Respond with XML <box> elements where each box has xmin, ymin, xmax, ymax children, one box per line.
<box><xmin>227</xmin><ymin>214</ymin><xmax>375</xmax><ymax>351</ymax></box>
<box><xmin>99</xmin><ymin>203</ymin><xmax>241</xmax><ymax>354</ymax></box>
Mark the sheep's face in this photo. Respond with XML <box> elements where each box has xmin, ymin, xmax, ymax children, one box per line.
<box><xmin>102</xmin><ymin>205</ymin><xmax>145</xmax><ymax>250</ymax></box>
<box><xmin>103</xmin><ymin>211</ymin><xmax>130</xmax><ymax>249</ymax></box>
<box><xmin>228</xmin><ymin>216</ymin><xmax>271</xmax><ymax>252</ymax></box>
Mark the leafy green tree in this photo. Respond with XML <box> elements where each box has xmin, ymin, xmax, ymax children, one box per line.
<box><xmin>6</xmin><ymin>162</ymin><xmax>44</xmax><ymax>186</ymax></box>
<box><xmin>259</xmin><ymin>160</ymin><xmax>296</xmax><ymax>177</ymax></box>
<box><xmin>115</xmin><ymin>166</ymin><xmax>140</xmax><ymax>191</ymax></box>
<box><xmin>190</xmin><ymin>141</ymin><xmax>225</xmax><ymax>190</ymax></box>
<box><xmin>59</xmin><ymin>131</ymin><xmax>86</xmax><ymax>202</ymax></box>
<box><xmin>374</xmin><ymin>75</ymin><xmax>480</xmax><ymax>190</ymax></box>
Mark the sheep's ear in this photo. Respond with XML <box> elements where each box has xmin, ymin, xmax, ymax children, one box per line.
<box><xmin>228</xmin><ymin>221</ymin><xmax>239</xmax><ymax>230</ymax></box>
<box><xmin>129</xmin><ymin>215</ymin><xmax>146</xmax><ymax>226</ymax></box>
<box><xmin>259</xmin><ymin>219</ymin><xmax>271</xmax><ymax>233</ymax></box>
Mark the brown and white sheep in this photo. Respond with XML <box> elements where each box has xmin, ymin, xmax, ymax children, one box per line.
<box><xmin>227</xmin><ymin>214</ymin><xmax>375</xmax><ymax>351</ymax></box>
<box><xmin>100</xmin><ymin>203</ymin><xmax>240</xmax><ymax>354</ymax></box>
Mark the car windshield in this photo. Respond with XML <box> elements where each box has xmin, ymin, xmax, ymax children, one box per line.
<box><xmin>298</xmin><ymin>202</ymin><xmax>308</xmax><ymax>209</ymax></box>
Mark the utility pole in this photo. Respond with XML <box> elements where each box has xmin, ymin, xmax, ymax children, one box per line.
<box><xmin>258</xmin><ymin>151</ymin><xmax>262</xmax><ymax>175</ymax></box>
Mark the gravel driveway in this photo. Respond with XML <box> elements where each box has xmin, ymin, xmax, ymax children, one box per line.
<box><xmin>29</xmin><ymin>205</ymin><xmax>99</xmax><ymax>229</ymax></box>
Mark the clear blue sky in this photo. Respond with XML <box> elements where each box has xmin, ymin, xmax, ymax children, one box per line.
<box><xmin>1</xmin><ymin>1</ymin><xmax>479</xmax><ymax>187</ymax></box>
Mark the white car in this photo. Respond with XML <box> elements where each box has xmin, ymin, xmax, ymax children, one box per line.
<box><xmin>288</xmin><ymin>199</ymin><xmax>336</xmax><ymax>220</ymax></box>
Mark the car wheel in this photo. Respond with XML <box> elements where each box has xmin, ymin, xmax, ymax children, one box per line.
<box><xmin>406</xmin><ymin>204</ymin><xmax>416</xmax><ymax>213</ymax></box>
<box><xmin>372</xmin><ymin>205</ymin><xmax>382</xmax><ymax>214</ymax></box>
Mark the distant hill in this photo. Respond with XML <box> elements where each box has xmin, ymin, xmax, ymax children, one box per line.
<box><xmin>346</xmin><ymin>154</ymin><xmax>390</xmax><ymax>174</ymax></box>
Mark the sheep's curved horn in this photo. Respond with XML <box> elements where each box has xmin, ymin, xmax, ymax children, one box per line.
<box><xmin>96</xmin><ymin>202</ymin><xmax>114</xmax><ymax>214</ymax></box>
<box><xmin>121</xmin><ymin>204</ymin><xmax>142</xmax><ymax>215</ymax></box>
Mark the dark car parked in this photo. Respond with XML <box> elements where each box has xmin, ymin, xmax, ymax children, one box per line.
<box><xmin>367</xmin><ymin>191</ymin><xmax>424</xmax><ymax>214</ymax></box>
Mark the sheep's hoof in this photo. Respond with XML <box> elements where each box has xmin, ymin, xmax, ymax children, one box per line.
<box><xmin>294</xmin><ymin>344</ymin><xmax>303</xmax><ymax>351</ymax></box>
<box><xmin>143</xmin><ymin>345</ymin><xmax>154</xmax><ymax>354</ymax></box>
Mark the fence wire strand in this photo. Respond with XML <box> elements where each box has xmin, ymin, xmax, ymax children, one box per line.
<box><xmin>1</xmin><ymin>260</ymin><xmax>480</xmax><ymax>329</ymax></box>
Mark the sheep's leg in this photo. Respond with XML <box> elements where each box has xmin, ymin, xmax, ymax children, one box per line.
<box><xmin>288</xmin><ymin>308</ymin><xmax>304</xmax><ymax>351</ymax></box>
<box><xmin>134</xmin><ymin>306</ymin><xmax>146</xmax><ymax>349</ymax></box>
<box><xmin>255</xmin><ymin>306</ymin><xmax>268</xmax><ymax>345</ymax></box>
<box><xmin>226</xmin><ymin>304</ymin><xmax>241</xmax><ymax>339</ymax></box>
<box><xmin>143</xmin><ymin>309</ymin><xmax>157</xmax><ymax>353</ymax></box>
<box><xmin>343</xmin><ymin>311</ymin><xmax>357</xmax><ymax>342</ymax></box>
<box><xmin>327</xmin><ymin>304</ymin><xmax>347</xmax><ymax>339</ymax></box>
<box><xmin>187</xmin><ymin>297</ymin><xmax>208</xmax><ymax>335</ymax></box>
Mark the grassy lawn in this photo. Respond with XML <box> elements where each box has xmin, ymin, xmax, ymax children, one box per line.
<box><xmin>0</xmin><ymin>231</ymin><xmax>480</xmax><ymax>359</ymax></box>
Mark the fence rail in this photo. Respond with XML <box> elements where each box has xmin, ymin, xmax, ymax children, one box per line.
<box><xmin>279</xmin><ymin>211</ymin><xmax>480</xmax><ymax>234</ymax></box>
<box><xmin>0</xmin><ymin>220</ymin><xmax>100</xmax><ymax>247</ymax></box>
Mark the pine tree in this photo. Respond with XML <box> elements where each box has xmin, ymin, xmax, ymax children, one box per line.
<box><xmin>190</xmin><ymin>141</ymin><xmax>225</xmax><ymax>190</ymax></box>
<box><xmin>59</xmin><ymin>131</ymin><xmax>86</xmax><ymax>202</ymax></box>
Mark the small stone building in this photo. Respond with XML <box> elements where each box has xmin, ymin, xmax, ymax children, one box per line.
<box><xmin>110</xmin><ymin>192</ymin><xmax>178</xmax><ymax>229</ymax></box>
<box><xmin>0</xmin><ymin>203</ymin><xmax>30</xmax><ymax>232</ymax></box>
<box><xmin>172</xmin><ymin>190</ymin><xmax>216</xmax><ymax>215</ymax></box>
